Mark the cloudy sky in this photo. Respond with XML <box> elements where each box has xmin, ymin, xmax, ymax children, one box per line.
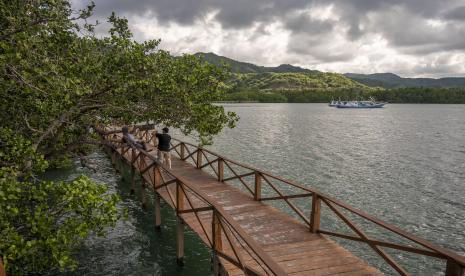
<box><xmin>72</xmin><ymin>0</ymin><xmax>465</xmax><ymax>78</ymax></box>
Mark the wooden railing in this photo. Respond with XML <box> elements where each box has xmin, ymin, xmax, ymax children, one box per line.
<box><xmin>127</xmin><ymin>127</ymin><xmax>465</xmax><ymax>276</ymax></box>
<box><xmin>99</xmin><ymin>127</ymin><xmax>287</xmax><ymax>276</ymax></box>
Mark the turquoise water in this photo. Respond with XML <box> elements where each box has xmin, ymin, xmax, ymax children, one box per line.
<box><xmin>45</xmin><ymin>152</ymin><xmax>212</xmax><ymax>276</ymax></box>
<box><xmin>51</xmin><ymin>103</ymin><xmax>464</xmax><ymax>275</ymax></box>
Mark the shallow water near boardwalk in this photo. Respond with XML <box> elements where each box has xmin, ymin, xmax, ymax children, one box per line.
<box><xmin>49</xmin><ymin>103</ymin><xmax>464</xmax><ymax>275</ymax></box>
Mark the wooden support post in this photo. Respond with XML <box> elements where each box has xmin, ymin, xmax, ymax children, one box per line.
<box><xmin>218</xmin><ymin>159</ymin><xmax>224</xmax><ymax>182</ymax></box>
<box><xmin>176</xmin><ymin>217</ymin><xmax>185</xmax><ymax>266</ymax></box>
<box><xmin>130</xmin><ymin>147</ymin><xmax>135</xmax><ymax>165</ymax></box>
<box><xmin>212</xmin><ymin>210</ymin><xmax>223</xmax><ymax>276</ymax></box>
<box><xmin>139</xmin><ymin>156</ymin><xmax>147</xmax><ymax>210</ymax></box>
<box><xmin>0</xmin><ymin>257</ymin><xmax>6</xmax><ymax>276</ymax></box>
<box><xmin>141</xmin><ymin>180</ymin><xmax>147</xmax><ymax>210</ymax></box>
<box><xmin>446</xmin><ymin>260</ymin><xmax>464</xmax><ymax>276</ymax></box>
<box><xmin>130</xmin><ymin>166</ymin><xmax>136</xmax><ymax>195</ymax></box>
<box><xmin>310</xmin><ymin>193</ymin><xmax>321</xmax><ymax>233</ymax></box>
<box><xmin>180</xmin><ymin>143</ymin><xmax>186</xmax><ymax>159</ymax></box>
<box><xmin>176</xmin><ymin>181</ymin><xmax>185</xmax><ymax>265</ymax></box>
<box><xmin>176</xmin><ymin>181</ymin><xmax>184</xmax><ymax>213</ymax></box>
<box><xmin>212</xmin><ymin>211</ymin><xmax>223</xmax><ymax>252</ymax></box>
<box><xmin>196</xmin><ymin>149</ymin><xmax>203</xmax><ymax>168</ymax></box>
<box><xmin>153</xmin><ymin>165</ymin><xmax>162</xmax><ymax>230</ymax></box>
<box><xmin>154</xmin><ymin>193</ymin><xmax>161</xmax><ymax>230</ymax></box>
<box><xmin>254</xmin><ymin>171</ymin><xmax>261</xmax><ymax>201</ymax></box>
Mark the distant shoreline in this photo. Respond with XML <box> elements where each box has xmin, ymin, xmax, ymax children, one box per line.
<box><xmin>221</xmin><ymin>87</ymin><xmax>465</xmax><ymax>104</ymax></box>
<box><xmin>215</xmin><ymin>101</ymin><xmax>465</xmax><ymax>104</ymax></box>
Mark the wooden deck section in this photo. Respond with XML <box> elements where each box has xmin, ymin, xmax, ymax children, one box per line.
<box><xmin>171</xmin><ymin>157</ymin><xmax>385</xmax><ymax>275</ymax></box>
<box><xmin>99</xmin><ymin>126</ymin><xmax>465</xmax><ymax>276</ymax></box>
<box><xmin>119</xmin><ymin>145</ymin><xmax>382</xmax><ymax>276</ymax></box>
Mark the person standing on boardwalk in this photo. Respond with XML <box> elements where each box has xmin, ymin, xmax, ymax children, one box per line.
<box><xmin>156</xmin><ymin>127</ymin><xmax>172</xmax><ymax>169</ymax></box>
<box><xmin>122</xmin><ymin>126</ymin><xmax>147</xmax><ymax>150</ymax></box>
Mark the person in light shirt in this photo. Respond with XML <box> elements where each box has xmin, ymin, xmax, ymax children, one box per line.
<box><xmin>122</xmin><ymin>126</ymin><xmax>147</xmax><ymax>150</ymax></box>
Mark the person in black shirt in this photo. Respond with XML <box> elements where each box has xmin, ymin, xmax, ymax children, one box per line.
<box><xmin>156</xmin><ymin>127</ymin><xmax>171</xmax><ymax>169</ymax></box>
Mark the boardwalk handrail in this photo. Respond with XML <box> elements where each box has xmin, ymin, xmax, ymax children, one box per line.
<box><xmin>102</xmin><ymin>125</ymin><xmax>465</xmax><ymax>275</ymax></box>
<box><xmin>160</xmin><ymin>135</ymin><xmax>465</xmax><ymax>275</ymax></box>
<box><xmin>97</xmin><ymin>127</ymin><xmax>287</xmax><ymax>276</ymax></box>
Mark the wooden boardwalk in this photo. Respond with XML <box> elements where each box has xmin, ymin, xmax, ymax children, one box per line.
<box><xmin>100</xmin><ymin>126</ymin><xmax>465</xmax><ymax>276</ymax></box>
<box><xmin>161</xmin><ymin>157</ymin><xmax>382</xmax><ymax>275</ymax></box>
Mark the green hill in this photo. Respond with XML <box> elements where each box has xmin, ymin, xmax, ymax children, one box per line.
<box><xmin>196</xmin><ymin>52</ymin><xmax>317</xmax><ymax>74</ymax></box>
<box><xmin>196</xmin><ymin>52</ymin><xmax>368</xmax><ymax>91</ymax></box>
<box><xmin>232</xmin><ymin>72</ymin><xmax>368</xmax><ymax>91</ymax></box>
<box><xmin>195</xmin><ymin>53</ymin><xmax>465</xmax><ymax>103</ymax></box>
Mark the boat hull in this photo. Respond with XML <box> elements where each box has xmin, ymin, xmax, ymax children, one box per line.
<box><xmin>336</xmin><ymin>103</ymin><xmax>385</xmax><ymax>108</ymax></box>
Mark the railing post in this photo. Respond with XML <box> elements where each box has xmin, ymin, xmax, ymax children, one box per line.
<box><xmin>212</xmin><ymin>210</ymin><xmax>223</xmax><ymax>275</ymax></box>
<box><xmin>153</xmin><ymin>166</ymin><xmax>162</xmax><ymax>230</ymax></box>
<box><xmin>180</xmin><ymin>143</ymin><xmax>186</xmax><ymax>159</ymax></box>
<box><xmin>176</xmin><ymin>181</ymin><xmax>184</xmax><ymax>213</ymax></box>
<box><xmin>130</xmin><ymin>166</ymin><xmax>136</xmax><ymax>195</ymax></box>
<box><xmin>139</xmin><ymin>156</ymin><xmax>147</xmax><ymax>210</ymax></box>
<box><xmin>310</xmin><ymin>193</ymin><xmax>321</xmax><ymax>233</ymax></box>
<box><xmin>176</xmin><ymin>181</ymin><xmax>185</xmax><ymax>266</ymax></box>
<box><xmin>218</xmin><ymin>158</ymin><xmax>224</xmax><ymax>182</ymax></box>
<box><xmin>446</xmin><ymin>260</ymin><xmax>464</xmax><ymax>276</ymax></box>
<box><xmin>196</xmin><ymin>148</ymin><xmax>203</xmax><ymax>168</ymax></box>
<box><xmin>254</xmin><ymin>171</ymin><xmax>261</xmax><ymax>201</ymax></box>
<box><xmin>141</xmin><ymin>180</ymin><xmax>147</xmax><ymax>210</ymax></box>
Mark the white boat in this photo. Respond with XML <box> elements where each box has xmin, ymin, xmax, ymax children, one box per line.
<box><xmin>336</xmin><ymin>100</ymin><xmax>386</xmax><ymax>108</ymax></box>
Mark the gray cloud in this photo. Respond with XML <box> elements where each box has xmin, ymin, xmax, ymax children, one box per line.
<box><xmin>284</xmin><ymin>14</ymin><xmax>335</xmax><ymax>35</ymax></box>
<box><xmin>73</xmin><ymin>0</ymin><xmax>465</xmax><ymax>77</ymax></box>
<box><xmin>79</xmin><ymin>0</ymin><xmax>465</xmax><ymax>49</ymax></box>
<box><xmin>443</xmin><ymin>6</ymin><xmax>465</xmax><ymax>21</ymax></box>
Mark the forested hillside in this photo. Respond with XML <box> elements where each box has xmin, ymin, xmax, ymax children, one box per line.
<box><xmin>196</xmin><ymin>52</ymin><xmax>369</xmax><ymax>91</ymax></box>
<box><xmin>345</xmin><ymin>73</ymin><xmax>465</xmax><ymax>88</ymax></box>
<box><xmin>197</xmin><ymin>53</ymin><xmax>465</xmax><ymax>103</ymax></box>
<box><xmin>231</xmin><ymin>72</ymin><xmax>368</xmax><ymax>91</ymax></box>
<box><xmin>196</xmin><ymin>52</ymin><xmax>316</xmax><ymax>73</ymax></box>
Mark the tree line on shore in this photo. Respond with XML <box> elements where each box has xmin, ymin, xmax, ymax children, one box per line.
<box><xmin>223</xmin><ymin>87</ymin><xmax>465</xmax><ymax>103</ymax></box>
